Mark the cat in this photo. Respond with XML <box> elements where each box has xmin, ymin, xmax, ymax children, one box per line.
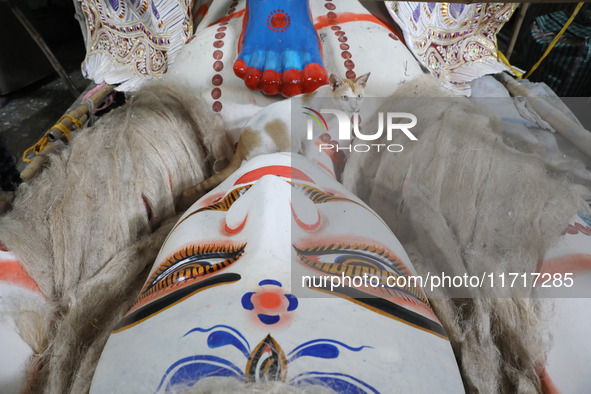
<box><xmin>303</xmin><ymin>72</ymin><xmax>370</xmax><ymax>112</ymax></box>
<box><xmin>177</xmin><ymin>73</ymin><xmax>370</xmax><ymax>211</ymax></box>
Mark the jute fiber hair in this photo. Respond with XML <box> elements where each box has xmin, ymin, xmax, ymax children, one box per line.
<box><xmin>343</xmin><ymin>75</ymin><xmax>588</xmax><ymax>393</ymax></box>
<box><xmin>0</xmin><ymin>82</ymin><xmax>231</xmax><ymax>393</ymax></box>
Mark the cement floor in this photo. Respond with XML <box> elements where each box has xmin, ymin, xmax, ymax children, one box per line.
<box><xmin>0</xmin><ymin>53</ymin><xmax>88</xmax><ymax>164</ymax></box>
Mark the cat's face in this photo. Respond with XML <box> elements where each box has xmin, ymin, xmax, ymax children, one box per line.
<box><xmin>329</xmin><ymin>72</ymin><xmax>370</xmax><ymax>113</ymax></box>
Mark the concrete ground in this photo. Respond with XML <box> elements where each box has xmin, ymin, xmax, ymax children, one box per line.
<box><xmin>0</xmin><ymin>50</ymin><xmax>88</xmax><ymax>164</ymax></box>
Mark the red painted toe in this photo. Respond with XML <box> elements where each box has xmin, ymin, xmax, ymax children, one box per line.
<box><xmin>260</xmin><ymin>69</ymin><xmax>282</xmax><ymax>95</ymax></box>
<box><xmin>244</xmin><ymin>67</ymin><xmax>261</xmax><ymax>90</ymax></box>
<box><xmin>302</xmin><ymin>63</ymin><xmax>328</xmax><ymax>94</ymax></box>
<box><xmin>282</xmin><ymin>69</ymin><xmax>303</xmax><ymax>97</ymax></box>
<box><xmin>233</xmin><ymin>59</ymin><xmax>247</xmax><ymax>78</ymax></box>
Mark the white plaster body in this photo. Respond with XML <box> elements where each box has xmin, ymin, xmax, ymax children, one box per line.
<box><xmin>0</xmin><ymin>251</ymin><xmax>46</xmax><ymax>394</ymax></box>
<box><xmin>538</xmin><ymin>214</ymin><xmax>591</xmax><ymax>393</ymax></box>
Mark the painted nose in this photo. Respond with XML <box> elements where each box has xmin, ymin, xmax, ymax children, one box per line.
<box><xmin>225</xmin><ymin>175</ymin><xmax>321</xmax><ymax>261</ymax></box>
<box><xmin>225</xmin><ymin>175</ymin><xmax>293</xmax><ymax>262</ymax></box>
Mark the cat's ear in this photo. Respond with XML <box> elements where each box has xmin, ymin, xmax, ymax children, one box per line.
<box><xmin>355</xmin><ymin>72</ymin><xmax>371</xmax><ymax>88</ymax></box>
<box><xmin>329</xmin><ymin>74</ymin><xmax>343</xmax><ymax>90</ymax></box>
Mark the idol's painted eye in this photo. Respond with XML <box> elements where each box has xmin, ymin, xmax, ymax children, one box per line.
<box><xmin>294</xmin><ymin>243</ymin><xmax>446</xmax><ymax>338</ymax></box>
<box><xmin>294</xmin><ymin>243</ymin><xmax>427</xmax><ymax>305</ymax></box>
<box><xmin>136</xmin><ymin>243</ymin><xmax>246</xmax><ymax>305</ymax></box>
<box><xmin>115</xmin><ymin>243</ymin><xmax>246</xmax><ymax>332</ymax></box>
<box><xmin>294</xmin><ymin>243</ymin><xmax>406</xmax><ymax>276</ymax></box>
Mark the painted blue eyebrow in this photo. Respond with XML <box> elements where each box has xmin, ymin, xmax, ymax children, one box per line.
<box><xmin>258</xmin><ymin>279</ymin><xmax>282</xmax><ymax>287</ymax></box>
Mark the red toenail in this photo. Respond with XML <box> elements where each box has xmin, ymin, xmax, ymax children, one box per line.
<box><xmin>261</xmin><ymin>70</ymin><xmax>281</xmax><ymax>95</ymax></box>
<box><xmin>233</xmin><ymin>59</ymin><xmax>247</xmax><ymax>78</ymax></box>
<box><xmin>245</xmin><ymin>67</ymin><xmax>261</xmax><ymax>90</ymax></box>
<box><xmin>282</xmin><ymin>69</ymin><xmax>303</xmax><ymax>97</ymax></box>
<box><xmin>302</xmin><ymin>63</ymin><xmax>328</xmax><ymax>94</ymax></box>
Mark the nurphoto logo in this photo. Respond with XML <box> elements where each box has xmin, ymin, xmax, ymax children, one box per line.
<box><xmin>303</xmin><ymin>107</ymin><xmax>418</xmax><ymax>153</ymax></box>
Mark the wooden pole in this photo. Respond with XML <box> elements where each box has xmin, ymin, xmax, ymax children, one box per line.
<box><xmin>505</xmin><ymin>3</ymin><xmax>529</xmax><ymax>61</ymax></box>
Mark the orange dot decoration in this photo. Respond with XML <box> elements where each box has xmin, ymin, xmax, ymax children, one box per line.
<box><xmin>241</xmin><ymin>279</ymin><xmax>299</xmax><ymax>325</ymax></box>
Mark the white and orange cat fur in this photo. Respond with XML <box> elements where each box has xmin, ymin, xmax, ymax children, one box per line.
<box><xmin>178</xmin><ymin>73</ymin><xmax>370</xmax><ymax>209</ymax></box>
